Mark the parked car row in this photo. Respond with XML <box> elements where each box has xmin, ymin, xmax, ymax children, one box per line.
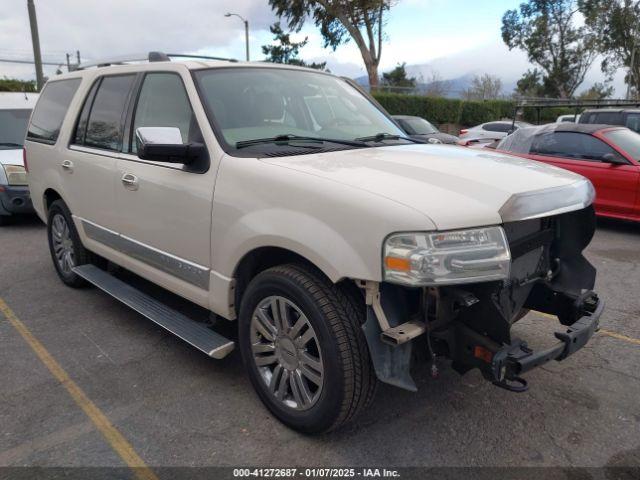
<box><xmin>0</xmin><ymin>92</ymin><xmax>38</xmax><ymax>225</ymax></box>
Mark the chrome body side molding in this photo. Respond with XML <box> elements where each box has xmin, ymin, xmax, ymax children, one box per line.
<box><xmin>77</xmin><ymin>217</ymin><xmax>210</xmax><ymax>290</ymax></box>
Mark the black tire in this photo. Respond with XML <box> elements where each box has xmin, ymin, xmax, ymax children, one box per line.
<box><xmin>238</xmin><ymin>264</ymin><xmax>377</xmax><ymax>433</ymax></box>
<box><xmin>0</xmin><ymin>214</ymin><xmax>12</xmax><ymax>226</ymax></box>
<box><xmin>47</xmin><ymin>200</ymin><xmax>91</xmax><ymax>288</ymax></box>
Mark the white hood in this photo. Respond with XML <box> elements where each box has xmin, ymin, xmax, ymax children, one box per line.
<box><xmin>261</xmin><ymin>144</ymin><xmax>588</xmax><ymax>230</ymax></box>
<box><xmin>0</xmin><ymin>148</ymin><xmax>24</xmax><ymax>167</ymax></box>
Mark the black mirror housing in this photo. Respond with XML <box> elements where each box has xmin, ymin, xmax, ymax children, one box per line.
<box><xmin>602</xmin><ymin>153</ymin><xmax>628</xmax><ymax>165</ymax></box>
<box><xmin>138</xmin><ymin>142</ymin><xmax>205</xmax><ymax>164</ymax></box>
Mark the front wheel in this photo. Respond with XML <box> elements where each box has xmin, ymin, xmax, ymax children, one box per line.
<box><xmin>238</xmin><ymin>264</ymin><xmax>377</xmax><ymax>433</ymax></box>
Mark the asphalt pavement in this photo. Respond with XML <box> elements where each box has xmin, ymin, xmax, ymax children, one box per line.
<box><xmin>0</xmin><ymin>216</ymin><xmax>638</xmax><ymax>476</ymax></box>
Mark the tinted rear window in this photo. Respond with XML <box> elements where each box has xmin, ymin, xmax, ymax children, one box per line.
<box><xmin>625</xmin><ymin>113</ymin><xmax>640</xmax><ymax>133</ymax></box>
<box><xmin>0</xmin><ymin>109</ymin><xmax>31</xmax><ymax>147</ymax></box>
<box><xmin>586</xmin><ymin>112</ymin><xmax>623</xmax><ymax>126</ymax></box>
<box><xmin>483</xmin><ymin>123</ymin><xmax>511</xmax><ymax>133</ymax></box>
<box><xmin>27</xmin><ymin>78</ymin><xmax>81</xmax><ymax>144</ymax></box>
<box><xmin>84</xmin><ymin>75</ymin><xmax>136</xmax><ymax>151</ymax></box>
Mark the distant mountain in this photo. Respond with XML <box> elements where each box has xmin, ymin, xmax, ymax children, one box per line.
<box><xmin>356</xmin><ymin>58</ymin><xmax>520</xmax><ymax>98</ymax></box>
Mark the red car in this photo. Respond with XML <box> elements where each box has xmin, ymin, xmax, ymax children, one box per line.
<box><xmin>497</xmin><ymin>123</ymin><xmax>640</xmax><ymax>222</ymax></box>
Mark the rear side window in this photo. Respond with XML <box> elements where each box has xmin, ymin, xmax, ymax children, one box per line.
<box><xmin>591</xmin><ymin>112</ymin><xmax>622</xmax><ymax>126</ymax></box>
<box><xmin>83</xmin><ymin>75</ymin><xmax>136</xmax><ymax>151</ymax></box>
<box><xmin>483</xmin><ymin>123</ymin><xmax>511</xmax><ymax>133</ymax></box>
<box><xmin>27</xmin><ymin>78</ymin><xmax>81</xmax><ymax>144</ymax></box>
<box><xmin>625</xmin><ymin>113</ymin><xmax>640</xmax><ymax>133</ymax></box>
<box><xmin>130</xmin><ymin>73</ymin><xmax>199</xmax><ymax>153</ymax></box>
<box><xmin>497</xmin><ymin>128</ymin><xmax>534</xmax><ymax>154</ymax></box>
<box><xmin>531</xmin><ymin>132</ymin><xmax>616</xmax><ymax>161</ymax></box>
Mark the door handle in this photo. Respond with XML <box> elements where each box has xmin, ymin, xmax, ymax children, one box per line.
<box><xmin>61</xmin><ymin>160</ymin><xmax>74</xmax><ymax>173</ymax></box>
<box><xmin>121</xmin><ymin>173</ymin><xmax>139</xmax><ymax>191</ymax></box>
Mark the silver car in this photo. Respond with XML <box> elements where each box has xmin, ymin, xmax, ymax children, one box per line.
<box><xmin>459</xmin><ymin>120</ymin><xmax>532</xmax><ymax>142</ymax></box>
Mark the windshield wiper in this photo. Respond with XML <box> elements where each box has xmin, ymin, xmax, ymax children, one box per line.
<box><xmin>355</xmin><ymin>133</ymin><xmax>425</xmax><ymax>144</ymax></box>
<box><xmin>236</xmin><ymin>134</ymin><xmax>367</xmax><ymax>149</ymax></box>
<box><xmin>0</xmin><ymin>142</ymin><xmax>23</xmax><ymax>148</ymax></box>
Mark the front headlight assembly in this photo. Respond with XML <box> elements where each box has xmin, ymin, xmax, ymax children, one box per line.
<box><xmin>2</xmin><ymin>165</ymin><xmax>28</xmax><ymax>186</ymax></box>
<box><xmin>383</xmin><ymin>226</ymin><xmax>511</xmax><ymax>286</ymax></box>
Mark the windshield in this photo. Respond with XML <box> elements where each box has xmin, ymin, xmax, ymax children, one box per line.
<box><xmin>603</xmin><ymin>128</ymin><xmax>640</xmax><ymax>161</ymax></box>
<box><xmin>0</xmin><ymin>109</ymin><xmax>31</xmax><ymax>148</ymax></box>
<box><xmin>194</xmin><ymin>67</ymin><xmax>404</xmax><ymax>151</ymax></box>
<box><xmin>401</xmin><ymin>117</ymin><xmax>437</xmax><ymax>135</ymax></box>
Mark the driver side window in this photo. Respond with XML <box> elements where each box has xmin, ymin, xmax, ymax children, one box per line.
<box><xmin>531</xmin><ymin>132</ymin><xmax>617</xmax><ymax>162</ymax></box>
<box><xmin>130</xmin><ymin>73</ymin><xmax>200</xmax><ymax>153</ymax></box>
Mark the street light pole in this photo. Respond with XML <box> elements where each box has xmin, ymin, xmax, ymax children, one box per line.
<box><xmin>225</xmin><ymin>13</ymin><xmax>250</xmax><ymax>61</ymax></box>
<box><xmin>27</xmin><ymin>0</ymin><xmax>44</xmax><ymax>90</ymax></box>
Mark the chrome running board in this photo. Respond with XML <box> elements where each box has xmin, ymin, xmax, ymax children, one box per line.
<box><xmin>73</xmin><ymin>264</ymin><xmax>234</xmax><ymax>359</ymax></box>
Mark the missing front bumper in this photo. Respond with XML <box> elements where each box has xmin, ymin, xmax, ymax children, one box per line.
<box><xmin>483</xmin><ymin>292</ymin><xmax>603</xmax><ymax>389</ymax></box>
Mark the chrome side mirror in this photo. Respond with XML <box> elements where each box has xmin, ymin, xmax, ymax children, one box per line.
<box><xmin>135</xmin><ymin>127</ymin><xmax>203</xmax><ymax>164</ymax></box>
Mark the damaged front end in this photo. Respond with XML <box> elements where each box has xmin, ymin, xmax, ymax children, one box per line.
<box><xmin>362</xmin><ymin>204</ymin><xmax>603</xmax><ymax>393</ymax></box>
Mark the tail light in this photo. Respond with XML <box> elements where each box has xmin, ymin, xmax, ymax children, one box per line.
<box><xmin>459</xmin><ymin>129</ymin><xmax>468</xmax><ymax>136</ymax></box>
<box><xmin>23</xmin><ymin>147</ymin><xmax>28</xmax><ymax>172</ymax></box>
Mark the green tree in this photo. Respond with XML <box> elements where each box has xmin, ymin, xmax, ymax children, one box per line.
<box><xmin>577</xmin><ymin>82</ymin><xmax>614</xmax><ymax>100</ymax></box>
<box><xmin>381</xmin><ymin>62</ymin><xmax>416</xmax><ymax>89</ymax></box>
<box><xmin>262</xmin><ymin>22</ymin><xmax>327</xmax><ymax>70</ymax></box>
<box><xmin>580</xmin><ymin>0</ymin><xmax>640</xmax><ymax>98</ymax></box>
<box><xmin>268</xmin><ymin>0</ymin><xmax>394</xmax><ymax>87</ymax></box>
<box><xmin>0</xmin><ymin>77</ymin><xmax>37</xmax><ymax>92</ymax></box>
<box><xmin>502</xmin><ymin>0</ymin><xmax>596</xmax><ymax>98</ymax></box>
<box><xmin>464</xmin><ymin>74</ymin><xmax>503</xmax><ymax>100</ymax></box>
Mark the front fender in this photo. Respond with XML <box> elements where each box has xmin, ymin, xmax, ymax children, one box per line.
<box><xmin>217</xmin><ymin>208</ymin><xmax>372</xmax><ymax>283</ymax></box>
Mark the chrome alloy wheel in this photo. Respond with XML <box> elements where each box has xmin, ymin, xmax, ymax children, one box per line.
<box><xmin>51</xmin><ymin>213</ymin><xmax>76</xmax><ymax>274</ymax></box>
<box><xmin>250</xmin><ymin>296</ymin><xmax>324</xmax><ymax>410</ymax></box>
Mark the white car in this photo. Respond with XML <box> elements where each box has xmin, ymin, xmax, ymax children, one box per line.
<box><xmin>459</xmin><ymin>120</ymin><xmax>532</xmax><ymax>141</ymax></box>
<box><xmin>556</xmin><ymin>114</ymin><xmax>581</xmax><ymax>123</ymax></box>
<box><xmin>25</xmin><ymin>53</ymin><xmax>603</xmax><ymax>433</ymax></box>
<box><xmin>0</xmin><ymin>92</ymin><xmax>38</xmax><ymax>225</ymax></box>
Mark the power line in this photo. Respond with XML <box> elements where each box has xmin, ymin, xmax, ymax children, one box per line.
<box><xmin>0</xmin><ymin>58</ymin><xmax>62</xmax><ymax>66</ymax></box>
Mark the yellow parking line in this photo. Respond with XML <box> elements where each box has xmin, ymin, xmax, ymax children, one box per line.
<box><xmin>0</xmin><ymin>298</ymin><xmax>158</xmax><ymax>480</ymax></box>
<box><xmin>599</xmin><ymin>329</ymin><xmax>640</xmax><ymax>346</ymax></box>
<box><xmin>531</xmin><ymin>310</ymin><xmax>640</xmax><ymax>346</ymax></box>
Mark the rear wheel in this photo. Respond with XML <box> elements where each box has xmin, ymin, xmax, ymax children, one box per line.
<box><xmin>47</xmin><ymin>200</ymin><xmax>91</xmax><ymax>288</ymax></box>
<box><xmin>238</xmin><ymin>264</ymin><xmax>376</xmax><ymax>433</ymax></box>
<box><xmin>0</xmin><ymin>215</ymin><xmax>12</xmax><ymax>226</ymax></box>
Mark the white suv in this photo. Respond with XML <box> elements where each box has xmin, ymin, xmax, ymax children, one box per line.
<box><xmin>0</xmin><ymin>92</ymin><xmax>38</xmax><ymax>224</ymax></box>
<box><xmin>25</xmin><ymin>53</ymin><xmax>603</xmax><ymax>433</ymax></box>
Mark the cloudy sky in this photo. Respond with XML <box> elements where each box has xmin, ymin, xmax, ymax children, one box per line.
<box><xmin>0</xmin><ymin>0</ymin><xmax>625</xmax><ymax>95</ymax></box>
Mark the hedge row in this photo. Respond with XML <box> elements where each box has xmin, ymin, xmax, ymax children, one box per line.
<box><xmin>371</xmin><ymin>92</ymin><xmax>577</xmax><ymax>127</ymax></box>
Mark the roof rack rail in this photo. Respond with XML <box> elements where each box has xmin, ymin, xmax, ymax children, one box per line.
<box><xmin>76</xmin><ymin>51</ymin><xmax>238</xmax><ymax>70</ymax></box>
<box><xmin>165</xmin><ymin>53</ymin><xmax>238</xmax><ymax>63</ymax></box>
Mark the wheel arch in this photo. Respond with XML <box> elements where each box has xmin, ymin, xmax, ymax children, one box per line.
<box><xmin>232</xmin><ymin>246</ymin><xmax>361</xmax><ymax>318</ymax></box>
<box><xmin>43</xmin><ymin>188</ymin><xmax>64</xmax><ymax>217</ymax></box>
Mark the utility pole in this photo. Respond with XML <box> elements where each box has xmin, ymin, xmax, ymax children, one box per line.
<box><xmin>27</xmin><ymin>0</ymin><xmax>44</xmax><ymax>91</ymax></box>
<box><xmin>244</xmin><ymin>19</ymin><xmax>249</xmax><ymax>62</ymax></box>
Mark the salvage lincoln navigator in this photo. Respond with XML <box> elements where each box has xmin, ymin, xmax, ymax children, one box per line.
<box><xmin>25</xmin><ymin>52</ymin><xmax>603</xmax><ymax>433</ymax></box>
